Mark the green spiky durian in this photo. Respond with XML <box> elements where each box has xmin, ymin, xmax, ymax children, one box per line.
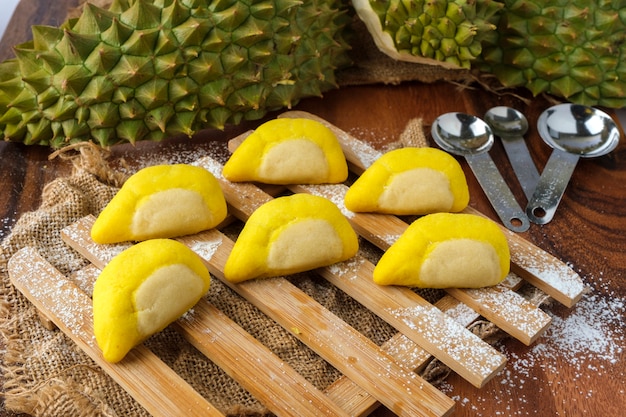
<box><xmin>477</xmin><ymin>0</ymin><xmax>626</xmax><ymax>108</ymax></box>
<box><xmin>0</xmin><ymin>0</ymin><xmax>352</xmax><ymax>148</ymax></box>
<box><xmin>351</xmin><ymin>0</ymin><xmax>503</xmax><ymax>69</ymax></box>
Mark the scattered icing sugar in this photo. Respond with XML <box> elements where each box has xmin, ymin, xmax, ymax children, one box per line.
<box><xmin>11</xmin><ymin>249</ymin><xmax>95</xmax><ymax>348</ymax></box>
<box><xmin>462</xmin><ymin>286</ymin><xmax>550</xmax><ymax>336</ymax></box>
<box><xmin>326</xmin><ymin>257</ymin><xmax>366</xmax><ymax>280</ymax></box>
<box><xmin>390</xmin><ymin>305</ymin><xmax>505</xmax><ymax>379</ymax></box>
<box><xmin>193</xmin><ymin>156</ymin><xmax>224</xmax><ymax>179</ymax></box>
<box><xmin>379</xmin><ymin>233</ymin><xmax>401</xmax><ymax>247</ymax></box>
<box><xmin>298</xmin><ymin>184</ymin><xmax>354</xmax><ymax>218</ymax></box>
<box><xmin>187</xmin><ymin>234</ymin><xmax>223</xmax><ymax>261</ymax></box>
<box><xmin>444</xmin><ymin>302</ymin><xmax>480</xmax><ymax>327</ymax></box>
<box><xmin>509</xmin><ymin>240</ymin><xmax>585</xmax><ymax>300</ymax></box>
<box><xmin>439</xmin><ymin>274</ymin><xmax>625</xmax><ymax>415</ymax></box>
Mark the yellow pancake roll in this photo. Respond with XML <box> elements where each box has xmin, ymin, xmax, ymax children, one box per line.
<box><xmin>345</xmin><ymin>147</ymin><xmax>469</xmax><ymax>215</ymax></box>
<box><xmin>93</xmin><ymin>239</ymin><xmax>211</xmax><ymax>363</ymax></box>
<box><xmin>224</xmin><ymin>194</ymin><xmax>358</xmax><ymax>283</ymax></box>
<box><xmin>374</xmin><ymin>213</ymin><xmax>510</xmax><ymax>288</ymax></box>
<box><xmin>91</xmin><ymin>164</ymin><xmax>227</xmax><ymax>243</ymax></box>
<box><xmin>223</xmin><ymin>118</ymin><xmax>348</xmax><ymax>184</ymax></box>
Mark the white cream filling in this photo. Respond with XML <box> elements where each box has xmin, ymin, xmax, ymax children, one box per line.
<box><xmin>378</xmin><ymin>168</ymin><xmax>454</xmax><ymax>213</ymax></box>
<box><xmin>135</xmin><ymin>264</ymin><xmax>204</xmax><ymax>336</ymax></box>
<box><xmin>419</xmin><ymin>239</ymin><xmax>501</xmax><ymax>288</ymax></box>
<box><xmin>131</xmin><ymin>188</ymin><xmax>211</xmax><ymax>236</ymax></box>
<box><xmin>259</xmin><ymin>139</ymin><xmax>329</xmax><ymax>182</ymax></box>
<box><xmin>268</xmin><ymin>219</ymin><xmax>343</xmax><ymax>271</ymax></box>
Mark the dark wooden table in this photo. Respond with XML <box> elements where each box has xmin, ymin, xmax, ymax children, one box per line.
<box><xmin>2</xmin><ymin>1</ymin><xmax>625</xmax><ymax>416</ymax></box>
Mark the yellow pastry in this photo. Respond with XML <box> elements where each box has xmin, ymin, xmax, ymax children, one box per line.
<box><xmin>91</xmin><ymin>164</ymin><xmax>227</xmax><ymax>243</ymax></box>
<box><xmin>93</xmin><ymin>239</ymin><xmax>211</xmax><ymax>363</ymax></box>
<box><xmin>224</xmin><ymin>194</ymin><xmax>358</xmax><ymax>282</ymax></box>
<box><xmin>222</xmin><ymin>118</ymin><xmax>348</xmax><ymax>184</ymax></box>
<box><xmin>344</xmin><ymin>147</ymin><xmax>469</xmax><ymax>215</ymax></box>
<box><xmin>374</xmin><ymin>213</ymin><xmax>510</xmax><ymax>288</ymax></box>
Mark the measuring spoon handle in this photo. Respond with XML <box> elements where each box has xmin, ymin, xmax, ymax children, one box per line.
<box><xmin>526</xmin><ymin>150</ymin><xmax>580</xmax><ymax>225</ymax></box>
<box><xmin>500</xmin><ymin>136</ymin><xmax>541</xmax><ymax>201</ymax></box>
<box><xmin>465</xmin><ymin>153</ymin><xmax>530</xmax><ymax>232</ymax></box>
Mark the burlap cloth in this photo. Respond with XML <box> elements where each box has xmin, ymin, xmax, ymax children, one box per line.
<box><xmin>0</xmin><ymin>2</ymin><xmax>513</xmax><ymax>416</ymax></box>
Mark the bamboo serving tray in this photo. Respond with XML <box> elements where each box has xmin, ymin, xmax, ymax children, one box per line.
<box><xmin>8</xmin><ymin>111</ymin><xmax>586</xmax><ymax>417</ymax></box>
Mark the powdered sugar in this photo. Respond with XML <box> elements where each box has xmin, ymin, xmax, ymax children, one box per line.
<box><xmin>297</xmin><ymin>184</ymin><xmax>355</xmax><ymax>218</ymax></box>
<box><xmin>185</xmin><ymin>233</ymin><xmax>223</xmax><ymax>262</ymax></box>
<box><xmin>440</xmin><ymin>272</ymin><xmax>625</xmax><ymax>415</ymax></box>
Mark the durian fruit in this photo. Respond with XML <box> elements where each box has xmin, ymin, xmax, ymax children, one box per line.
<box><xmin>224</xmin><ymin>194</ymin><xmax>359</xmax><ymax>283</ymax></box>
<box><xmin>0</xmin><ymin>0</ymin><xmax>352</xmax><ymax>148</ymax></box>
<box><xmin>374</xmin><ymin>212</ymin><xmax>510</xmax><ymax>288</ymax></box>
<box><xmin>476</xmin><ymin>0</ymin><xmax>626</xmax><ymax>108</ymax></box>
<box><xmin>223</xmin><ymin>118</ymin><xmax>348</xmax><ymax>184</ymax></box>
<box><xmin>351</xmin><ymin>0</ymin><xmax>503</xmax><ymax>68</ymax></box>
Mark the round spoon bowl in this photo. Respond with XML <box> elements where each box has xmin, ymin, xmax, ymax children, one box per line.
<box><xmin>431</xmin><ymin>112</ymin><xmax>494</xmax><ymax>155</ymax></box>
<box><xmin>537</xmin><ymin>103</ymin><xmax>620</xmax><ymax>157</ymax></box>
<box><xmin>484</xmin><ymin>106</ymin><xmax>529</xmax><ymax>138</ymax></box>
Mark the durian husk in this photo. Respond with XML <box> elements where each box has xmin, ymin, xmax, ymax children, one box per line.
<box><xmin>71</xmin><ymin>0</ymin><xmax>474</xmax><ymax>87</ymax></box>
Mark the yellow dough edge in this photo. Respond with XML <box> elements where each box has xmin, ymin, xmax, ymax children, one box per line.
<box><xmin>222</xmin><ymin>118</ymin><xmax>348</xmax><ymax>184</ymax></box>
<box><xmin>345</xmin><ymin>147</ymin><xmax>469</xmax><ymax>215</ymax></box>
<box><xmin>91</xmin><ymin>164</ymin><xmax>227</xmax><ymax>244</ymax></box>
<box><xmin>224</xmin><ymin>194</ymin><xmax>359</xmax><ymax>283</ymax></box>
<box><xmin>373</xmin><ymin>213</ymin><xmax>510</xmax><ymax>288</ymax></box>
<box><xmin>93</xmin><ymin>239</ymin><xmax>211</xmax><ymax>363</ymax></box>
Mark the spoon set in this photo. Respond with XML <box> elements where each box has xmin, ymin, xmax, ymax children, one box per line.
<box><xmin>432</xmin><ymin>104</ymin><xmax>621</xmax><ymax>232</ymax></box>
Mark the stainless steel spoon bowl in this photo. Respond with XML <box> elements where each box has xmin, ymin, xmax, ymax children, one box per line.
<box><xmin>432</xmin><ymin>112</ymin><xmax>530</xmax><ymax>232</ymax></box>
<box><xmin>527</xmin><ymin>103</ymin><xmax>621</xmax><ymax>224</ymax></box>
<box><xmin>485</xmin><ymin>106</ymin><xmax>540</xmax><ymax>201</ymax></box>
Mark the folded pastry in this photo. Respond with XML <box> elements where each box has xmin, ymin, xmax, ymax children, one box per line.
<box><xmin>374</xmin><ymin>213</ymin><xmax>510</xmax><ymax>288</ymax></box>
<box><xmin>344</xmin><ymin>147</ymin><xmax>469</xmax><ymax>215</ymax></box>
<box><xmin>224</xmin><ymin>194</ymin><xmax>358</xmax><ymax>282</ymax></box>
<box><xmin>223</xmin><ymin>118</ymin><xmax>348</xmax><ymax>184</ymax></box>
<box><xmin>93</xmin><ymin>239</ymin><xmax>211</xmax><ymax>362</ymax></box>
<box><xmin>91</xmin><ymin>164</ymin><xmax>227</xmax><ymax>243</ymax></box>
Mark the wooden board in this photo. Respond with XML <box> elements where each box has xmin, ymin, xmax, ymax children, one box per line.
<box><xmin>7</xmin><ymin>112</ymin><xmax>587</xmax><ymax>417</ymax></box>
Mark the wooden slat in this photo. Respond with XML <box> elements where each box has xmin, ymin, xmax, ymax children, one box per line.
<box><xmin>59</xmin><ymin>219</ymin><xmax>355</xmax><ymax>417</ymax></box>
<box><xmin>62</xmin><ymin>217</ymin><xmax>455</xmax><ymax>417</ymax></box>
<box><xmin>7</xmin><ymin>247</ymin><xmax>225</xmax><ymax>417</ymax></box>
<box><xmin>277</xmin><ymin>110</ymin><xmax>586</xmax><ymax>307</ymax></box>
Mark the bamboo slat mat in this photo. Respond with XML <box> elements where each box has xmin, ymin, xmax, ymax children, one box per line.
<box><xmin>8</xmin><ymin>112</ymin><xmax>586</xmax><ymax>417</ymax></box>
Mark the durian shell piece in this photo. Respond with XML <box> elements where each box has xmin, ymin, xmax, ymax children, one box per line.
<box><xmin>351</xmin><ymin>0</ymin><xmax>502</xmax><ymax>69</ymax></box>
<box><xmin>222</xmin><ymin>118</ymin><xmax>349</xmax><ymax>184</ymax></box>
<box><xmin>374</xmin><ymin>213</ymin><xmax>510</xmax><ymax>288</ymax></box>
<box><xmin>344</xmin><ymin>147</ymin><xmax>469</xmax><ymax>215</ymax></box>
<box><xmin>91</xmin><ymin>164</ymin><xmax>227</xmax><ymax>243</ymax></box>
<box><xmin>93</xmin><ymin>238</ymin><xmax>211</xmax><ymax>363</ymax></box>
<box><xmin>224</xmin><ymin>194</ymin><xmax>359</xmax><ymax>283</ymax></box>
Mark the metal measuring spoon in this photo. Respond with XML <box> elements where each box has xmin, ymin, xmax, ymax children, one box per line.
<box><xmin>527</xmin><ymin>103</ymin><xmax>620</xmax><ymax>224</ymax></box>
<box><xmin>432</xmin><ymin>112</ymin><xmax>530</xmax><ymax>232</ymax></box>
<box><xmin>485</xmin><ymin>106</ymin><xmax>540</xmax><ymax>201</ymax></box>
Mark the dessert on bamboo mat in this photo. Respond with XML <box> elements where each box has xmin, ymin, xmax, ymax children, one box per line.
<box><xmin>8</xmin><ymin>112</ymin><xmax>585</xmax><ymax>417</ymax></box>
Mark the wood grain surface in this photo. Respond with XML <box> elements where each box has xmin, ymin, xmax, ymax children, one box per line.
<box><xmin>1</xmin><ymin>1</ymin><xmax>625</xmax><ymax>416</ymax></box>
